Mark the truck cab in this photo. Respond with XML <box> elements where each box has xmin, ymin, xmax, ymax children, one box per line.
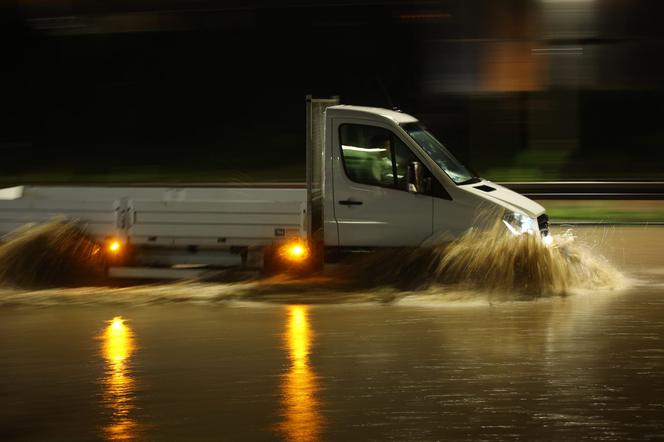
<box><xmin>313</xmin><ymin>103</ymin><xmax>548</xmax><ymax>251</ymax></box>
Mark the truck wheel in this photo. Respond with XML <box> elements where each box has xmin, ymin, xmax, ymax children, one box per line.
<box><xmin>261</xmin><ymin>246</ymin><xmax>281</xmax><ymax>276</ymax></box>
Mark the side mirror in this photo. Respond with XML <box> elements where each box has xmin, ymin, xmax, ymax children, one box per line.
<box><xmin>407</xmin><ymin>161</ymin><xmax>426</xmax><ymax>194</ymax></box>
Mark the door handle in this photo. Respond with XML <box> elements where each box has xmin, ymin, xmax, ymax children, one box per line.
<box><xmin>338</xmin><ymin>199</ymin><xmax>363</xmax><ymax>206</ymax></box>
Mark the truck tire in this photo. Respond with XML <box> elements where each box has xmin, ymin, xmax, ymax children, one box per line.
<box><xmin>261</xmin><ymin>245</ymin><xmax>281</xmax><ymax>276</ymax></box>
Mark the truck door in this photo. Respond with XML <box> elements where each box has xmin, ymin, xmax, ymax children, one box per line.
<box><xmin>332</xmin><ymin>120</ymin><xmax>433</xmax><ymax>247</ymax></box>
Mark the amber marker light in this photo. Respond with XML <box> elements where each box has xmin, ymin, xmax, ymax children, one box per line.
<box><xmin>279</xmin><ymin>239</ymin><xmax>310</xmax><ymax>263</ymax></box>
<box><xmin>107</xmin><ymin>240</ymin><xmax>122</xmax><ymax>254</ymax></box>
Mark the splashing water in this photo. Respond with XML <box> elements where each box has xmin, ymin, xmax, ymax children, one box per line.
<box><xmin>0</xmin><ymin>219</ymin><xmax>625</xmax><ymax>303</ymax></box>
<box><xmin>0</xmin><ymin>219</ymin><xmax>105</xmax><ymax>288</ymax></box>
<box><xmin>344</xmin><ymin>220</ymin><xmax>624</xmax><ymax>297</ymax></box>
<box><xmin>435</xmin><ymin>223</ymin><xmax>623</xmax><ymax>296</ymax></box>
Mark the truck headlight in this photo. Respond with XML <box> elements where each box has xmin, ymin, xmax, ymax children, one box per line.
<box><xmin>502</xmin><ymin>211</ymin><xmax>537</xmax><ymax>236</ymax></box>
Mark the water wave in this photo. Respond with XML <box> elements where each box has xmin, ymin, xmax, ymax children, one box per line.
<box><xmin>0</xmin><ymin>220</ymin><xmax>626</xmax><ymax>307</ymax></box>
<box><xmin>343</xmin><ymin>222</ymin><xmax>625</xmax><ymax>298</ymax></box>
<box><xmin>0</xmin><ymin>219</ymin><xmax>105</xmax><ymax>288</ymax></box>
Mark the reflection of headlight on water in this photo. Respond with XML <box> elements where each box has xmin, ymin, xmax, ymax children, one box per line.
<box><xmin>502</xmin><ymin>211</ymin><xmax>537</xmax><ymax>236</ymax></box>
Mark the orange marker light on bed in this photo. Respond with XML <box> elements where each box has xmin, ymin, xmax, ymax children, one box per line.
<box><xmin>279</xmin><ymin>239</ymin><xmax>309</xmax><ymax>263</ymax></box>
<box><xmin>108</xmin><ymin>240</ymin><xmax>122</xmax><ymax>254</ymax></box>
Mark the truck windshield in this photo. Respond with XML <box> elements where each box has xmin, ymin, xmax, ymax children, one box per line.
<box><xmin>401</xmin><ymin>123</ymin><xmax>479</xmax><ymax>185</ymax></box>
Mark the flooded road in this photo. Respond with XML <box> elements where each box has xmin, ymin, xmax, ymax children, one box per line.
<box><xmin>1</xmin><ymin>226</ymin><xmax>664</xmax><ymax>441</ymax></box>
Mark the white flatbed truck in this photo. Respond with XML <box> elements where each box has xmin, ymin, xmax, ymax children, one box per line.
<box><xmin>0</xmin><ymin>97</ymin><xmax>549</xmax><ymax>278</ymax></box>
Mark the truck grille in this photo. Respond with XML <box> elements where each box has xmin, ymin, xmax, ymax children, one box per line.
<box><xmin>537</xmin><ymin>213</ymin><xmax>550</xmax><ymax>237</ymax></box>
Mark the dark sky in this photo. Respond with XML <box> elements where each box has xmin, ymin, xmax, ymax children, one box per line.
<box><xmin>2</xmin><ymin>1</ymin><xmax>427</xmax><ymax>174</ymax></box>
<box><xmin>2</xmin><ymin>0</ymin><xmax>664</xmax><ymax>180</ymax></box>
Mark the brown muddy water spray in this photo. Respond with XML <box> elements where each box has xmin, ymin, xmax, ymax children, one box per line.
<box><xmin>0</xmin><ymin>219</ymin><xmax>624</xmax><ymax>301</ymax></box>
<box><xmin>0</xmin><ymin>219</ymin><xmax>105</xmax><ymax>288</ymax></box>
<box><xmin>343</xmin><ymin>220</ymin><xmax>624</xmax><ymax>297</ymax></box>
<box><xmin>435</xmin><ymin>222</ymin><xmax>622</xmax><ymax>295</ymax></box>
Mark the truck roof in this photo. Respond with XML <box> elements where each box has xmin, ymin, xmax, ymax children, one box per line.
<box><xmin>328</xmin><ymin>105</ymin><xmax>419</xmax><ymax>124</ymax></box>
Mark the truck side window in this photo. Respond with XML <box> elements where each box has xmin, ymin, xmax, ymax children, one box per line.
<box><xmin>340</xmin><ymin>124</ymin><xmax>416</xmax><ymax>191</ymax></box>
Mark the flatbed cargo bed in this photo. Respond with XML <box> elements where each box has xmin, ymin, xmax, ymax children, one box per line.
<box><xmin>0</xmin><ymin>185</ymin><xmax>308</xmax><ymax>250</ymax></box>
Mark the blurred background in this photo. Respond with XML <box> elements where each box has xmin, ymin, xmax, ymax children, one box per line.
<box><xmin>1</xmin><ymin>0</ymin><xmax>663</xmax><ymax>184</ymax></box>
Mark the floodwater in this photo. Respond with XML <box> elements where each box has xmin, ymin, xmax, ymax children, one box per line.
<box><xmin>2</xmin><ymin>226</ymin><xmax>664</xmax><ymax>441</ymax></box>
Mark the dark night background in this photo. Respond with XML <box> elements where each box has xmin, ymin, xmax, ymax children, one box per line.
<box><xmin>1</xmin><ymin>0</ymin><xmax>663</xmax><ymax>183</ymax></box>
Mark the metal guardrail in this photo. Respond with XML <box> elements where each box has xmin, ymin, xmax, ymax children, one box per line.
<box><xmin>500</xmin><ymin>182</ymin><xmax>664</xmax><ymax>200</ymax></box>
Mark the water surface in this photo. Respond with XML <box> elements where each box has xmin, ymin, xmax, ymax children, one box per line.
<box><xmin>1</xmin><ymin>226</ymin><xmax>664</xmax><ymax>441</ymax></box>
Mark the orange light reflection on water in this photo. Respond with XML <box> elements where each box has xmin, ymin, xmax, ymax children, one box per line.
<box><xmin>100</xmin><ymin>316</ymin><xmax>137</xmax><ymax>441</ymax></box>
<box><xmin>279</xmin><ymin>305</ymin><xmax>324</xmax><ymax>442</ymax></box>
